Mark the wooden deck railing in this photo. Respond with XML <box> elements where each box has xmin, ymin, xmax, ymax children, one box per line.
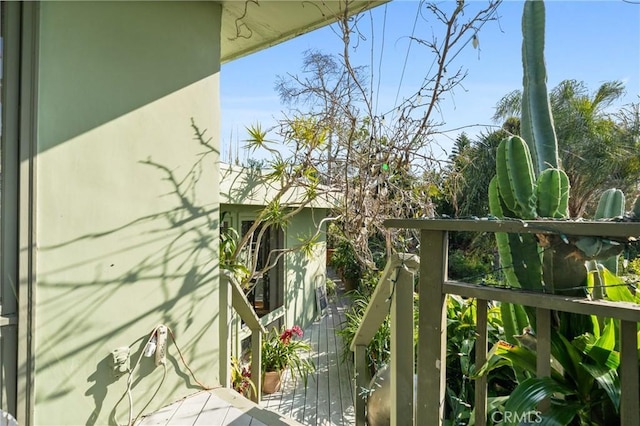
<box><xmin>350</xmin><ymin>219</ymin><xmax>640</xmax><ymax>425</ymax></box>
<box><xmin>221</xmin><ymin>270</ymin><xmax>267</xmax><ymax>403</ymax></box>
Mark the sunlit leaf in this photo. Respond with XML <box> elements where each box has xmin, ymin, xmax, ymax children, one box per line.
<box><xmin>503</xmin><ymin>377</ymin><xmax>576</xmax><ymax>426</ymax></box>
<box><xmin>601</xmin><ymin>267</ymin><xmax>640</xmax><ymax>303</ymax></box>
<box><xmin>539</xmin><ymin>402</ymin><xmax>582</xmax><ymax>426</ymax></box>
<box><xmin>593</xmin><ymin>318</ymin><xmax>616</xmax><ymax>352</ymax></box>
<box><xmin>581</xmin><ymin>363</ymin><xmax>620</xmax><ymax>411</ymax></box>
<box><xmin>550</xmin><ymin>330</ymin><xmax>588</xmax><ymax>391</ymax></box>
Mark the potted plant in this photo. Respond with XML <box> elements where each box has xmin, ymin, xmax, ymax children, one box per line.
<box><xmin>261</xmin><ymin>325</ymin><xmax>315</xmax><ymax>394</ymax></box>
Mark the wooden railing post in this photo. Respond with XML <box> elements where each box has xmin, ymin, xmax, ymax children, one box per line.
<box><xmin>226</xmin><ymin>271</ymin><xmax>267</xmax><ymax>404</ymax></box>
<box><xmin>417</xmin><ymin>229</ymin><xmax>448</xmax><ymax>425</ymax></box>
<box><xmin>250</xmin><ymin>330</ymin><xmax>262</xmax><ymax>403</ymax></box>
<box><xmin>620</xmin><ymin>320</ymin><xmax>639</xmax><ymax>425</ymax></box>
<box><xmin>474</xmin><ymin>299</ymin><xmax>488</xmax><ymax>426</ymax></box>
<box><xmin>220</xmin><ymin>272</ymin><xmax>232</xmax><ymax>391</ymax></box>
<box><xmin>390</xmin><ymin>265</ymin><xmax>415</xmax><ymax>425</ymax></box>
<box><xmin>536</xmin><ymin>308</ymin><xmax>552</xmax><ymax>413</ymax></box>
<box><xmin>354</xmin><ymin>345</ymin><xmax>369</xmax><ymax>426</ymax></box>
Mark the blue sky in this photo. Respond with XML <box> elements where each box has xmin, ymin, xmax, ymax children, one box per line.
<box><xmin>221</xmin><ymin>0</ymin><xmax>640</xmax><ymax>162</ymax></box>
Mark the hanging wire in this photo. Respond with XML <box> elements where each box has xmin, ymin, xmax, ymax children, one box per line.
<box><xmin>385</xmin><ymin>264</ymin><xmax>403</xmax><ymax>312</ymax></box>
<box><xmin>454</xmin><ymin>239</ymin><xmax>639</xmax><ymax>297</ymax></box>
<box><xmin>392</xmin><ymin>1</ymin><xmax>421</xmax><ymax>110</ymax></box>
<box><xmin>374</xmin><ymin>3</ymin><xmax>388</xmax><ymax>118</ymax></box>
<box><xmin>383</xmin><ymin>0</ymin><xmax>501</xmax><ymax>120</ymax></box>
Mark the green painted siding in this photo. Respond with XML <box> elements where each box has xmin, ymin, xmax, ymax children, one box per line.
<box><xmin>33</xmin><ymin>2</ymin><xmax>221</xmax><ymax>425</ymax></box>
<box><xmin>285</xmin><ymin>208</ymin><xmax>328</xmax><ymax>329</ymax></box>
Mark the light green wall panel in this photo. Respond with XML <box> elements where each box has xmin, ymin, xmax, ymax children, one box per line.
<box><xmin>34</xmin><ymin>2</ymin><xmax>221</xmax><ymax>425</ymax></box>
<box><xmin>284</xmin><ymin>208</ymin><xmax>327</xmax><ymax>329</ymax></box>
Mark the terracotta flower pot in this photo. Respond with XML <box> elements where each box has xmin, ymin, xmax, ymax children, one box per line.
<box><xmin>262</xmin><ymin>370</ymin><xmax>282</xmax><ymax>394</ymax></box>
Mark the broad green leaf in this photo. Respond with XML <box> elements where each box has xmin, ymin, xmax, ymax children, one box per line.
<box><xmin>585</xmin><ymin>345</ymin><xmax>620</xmax><ymax>370</ymax></box>
<box><xmin>551</xmin><ymin>331</ymin><xmax>593</xmax><ymax>397</ymax></box>
<box><xmin>473</xmin><ymin>342</ymin><xmax>516</xmax><ymax>378</ymax></box>
<box><xmin>581</xmin><ymin>363</ymin><xmax>620</xmax><ymax>412</ymax></box>
<box><xmin>593</xmin><ymin>318</ymin><xmax>615</xmax><ymax>351</ymax></box>
<box><xmin>539</xmin><ymin>402</ymin><xmax>582</xmax><ymax>426</ymax></box>
<box><xmin>585</xmin><ymin>318</ymin><xmax>620</xmax><ymax>370</ymax></box>
<box><xmin>599</xmin><ymin>268</ymin><xmax>639</xmax><ymax>303</ymax></box>
<box><xmin>503</xmin><ymin>377</ymin><xmax>575</xmax><ymax>426</ymax></box>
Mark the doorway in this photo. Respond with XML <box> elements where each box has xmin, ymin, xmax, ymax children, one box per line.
<box><xmin>240</xmin><ymin>220</ymin><xmax>285</xmax><ymax>317</ymax></box>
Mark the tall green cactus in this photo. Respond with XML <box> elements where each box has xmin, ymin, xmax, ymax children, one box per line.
<box><xmin>491</xmin><ymin>1</ymin><xmax>628</xmax><ymax>340</ymax></box>
<box><xmin>520</xmin><ymin>0</ymin><xmax>559</xmax><ymax>172</ymax></box>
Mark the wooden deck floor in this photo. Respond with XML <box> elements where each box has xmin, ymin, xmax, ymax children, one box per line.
<box><xmin>260</xmin><ymin>293</ymin><xmax>355</xmax><ymax>426</ymax></box>
<box><xmin>139</xmin><ymin>281</ymin><xmax>355</xmax><ymax>426</ymax></box>
<box><xmin>138</xmin><ymin>387</ymin><xmax>303</xmax><ymax>426</ymax></box>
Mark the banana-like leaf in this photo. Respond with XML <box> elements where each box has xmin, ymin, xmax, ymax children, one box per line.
<box><xmin>473</xmin><ymin>341</ymin><xmax>521</xmax><ymax>378</ymax></box>
<box><xmin>539</xmin><ymin>402</ymin><xmax>583</xmax><ymax>426</ymax></box>
<box><xmin>599</xmin><ymin>267</ymin><xmax>640</xmax><ymax>303</ymax></box>
<box><xmin>592</xmin><ymin>318</ymin><xmax>616</xmax><ymax>353</ymax></box>
<box><xmin>475</xmin><ymin>340</ymin><xmax>566</xmax><ymax>383</ymax></box>
<box><xmin>583</xmin><ymin>317</ymin><xmax>620</xmax><ymax>372</ymax></box>
<box><xmin>550</xmin><ymin>330</ymin><xmax>593</xmax><ymax>398</ymax></box>
<box><xmin>580</xmin><ymin>363</ymin><xmax>620</xmax><ymax>412</ymax></box>
<box><xmin>503</xmin><ymin>377</ymin><xmax>576</xmax><ymax>426</ymax></box>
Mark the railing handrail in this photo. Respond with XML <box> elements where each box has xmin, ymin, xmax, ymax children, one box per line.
<box><xmin>349</xmin><ymin>253</ymin><xmax>419</xmax><ymax>350</ymax></box>
<box><xmin>222</xmin><ymin>270</ymin><xmax>265</xmax><ymax>403</ymax></box>
<box><xmin>225</xmin><ymin>270</ymin><xmax>267</xmax><ymax>333</ymax></box>
<box><xmin>237</xmin><ymin>307</ymin><xmax>286</xmax><ymax>342</ymax></box>
<box><xmin>445</xmin><ymin>280</ymin><xmax>640</xmax><ymax>321</ymax></box>
<box><xmin>385</xmin><ymin>217</ymin><xmax>640</xmax><ymax>238</ymax></box>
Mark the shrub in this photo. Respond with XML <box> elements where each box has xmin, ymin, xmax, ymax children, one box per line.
<box><xmin>447</xmin><ymin>249</ymin><xmax>492</xmax><ymax>283</ymax></box>
<box><xmin>325</xmin><ymin>278</ymin><xmax>337</xmax><ymax>297</ymax></box>
<box><xmin>330</xmin><ymin>240</ymin><xmax>362</xmax><ymax>290</ymax></box>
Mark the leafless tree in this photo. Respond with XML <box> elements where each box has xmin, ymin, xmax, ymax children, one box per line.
<box><xmin>260</xmin><ymin>0</ymin><xmax>503</xmax><ymax>269</ymax></box>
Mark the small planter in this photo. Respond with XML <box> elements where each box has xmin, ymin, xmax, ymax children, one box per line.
<box><xmin>262</xmin><ymin>370</ymin><xmax>282</xmax><ymax>394</ymax></box>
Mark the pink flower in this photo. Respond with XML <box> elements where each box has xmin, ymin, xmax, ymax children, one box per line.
<box><xmin>291</xmin><ymin>325</ymin><xmax>303</xmax><ymax>337</ymax></box>
<box><xmin>279</xmin><ymin>325</ymin><xmax>304</xmax><ymax>344</ymax></box>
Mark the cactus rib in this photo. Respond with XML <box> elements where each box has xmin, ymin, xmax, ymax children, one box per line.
<box><xmin>496</xmin><ymin>136</ymin><xmax>538</xmax><ymax>219</ymax></box>
<box><xmin>536</xmin><ymin>168</ymin><xmax>569</xmax><ymax>218</ymax></box>
<box><xmin>521</xmin><ymin>0</ymin><xmax>559</xmax><ymax>172</ymax></box>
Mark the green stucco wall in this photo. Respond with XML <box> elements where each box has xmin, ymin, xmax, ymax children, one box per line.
<box><xmin>34</xmin><ymin>2</ymin><xmax>221</xmax><ymax>424</ymax></box>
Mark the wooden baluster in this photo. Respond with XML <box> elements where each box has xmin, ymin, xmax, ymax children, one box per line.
<box><xmin>475</xmin><ymin>299</ymin><xmax>488</xmax><ymax>426</ymax></box>
<box><xmin>620</xmin><ymin>320</ymin><xmax>639</xmax><ymax>425</ymax></box>
<box><xmin>390</xmin><ymin>266</ymin><xmax>415</xmax><ymax>425</ymax></box>
<box><xmin>250</xmin><ymin>330</ymin><xmax>262</xmax><ymax>403</ymax></box>
<box><xmin>354</xmin><ymin>345</ymin><xmax>369</xmax><ymax>426</ymax></box>
<box><xmin>417</xmin><ymin>230</ymin><xmax>448</xmax><ymax>425</ymax></box>
<box><xmin>536</xmin><ymin>308</ymin><xmax>551</xmax><ymax>413</ymax></box>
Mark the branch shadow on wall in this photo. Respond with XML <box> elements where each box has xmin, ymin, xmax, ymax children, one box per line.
<box><xmin>24</xmin><ymin>121</ymin><xmax>221</xmax><ymax>425</ymax></box>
